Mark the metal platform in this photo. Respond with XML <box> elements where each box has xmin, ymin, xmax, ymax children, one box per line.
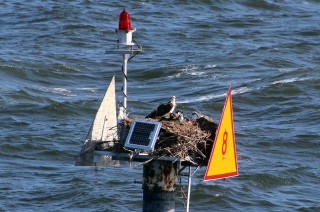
<box><xmin>93</xmin><ymin>150</ymin><xmax>197</xmax><ymax>166</ymax></box>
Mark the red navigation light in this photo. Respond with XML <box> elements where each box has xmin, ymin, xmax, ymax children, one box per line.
<box><xmin>119</xmin><ymin>9</ymin><xmax>132</xmax><ymax>30</ymax></box>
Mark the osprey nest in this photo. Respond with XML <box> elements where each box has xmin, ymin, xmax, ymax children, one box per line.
<box><xmin>98</xmin><ymin>113</ymin><xmax>218</xmax><ymax>166</ymax></box>
<box><xmin>95</xmin><ymin>96</ymin><xmax>218</xmax><ymax>165</ymax></box>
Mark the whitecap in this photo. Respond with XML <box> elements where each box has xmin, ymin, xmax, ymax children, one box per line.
<box><xmin>77</xmin><ymin>87</ymin><xmax>98</xmax><ymax>93</ymax></box>
<box><xmin>277</xmin><ymin>68</ymin><xmax>296</xmax><ymax>73</ymax></box>
<box><xmin>51</xmin><ymin>88</ymin><xmax>75</xmax><ymax>96</ymax></box>
<box><xmin>232</xmin><ymin>86</ymin><xmax>252</xmax><ymax>95</ymax></box>
<box><xmin>204</xmin><ymin>64</ymin><xmax>217</xmax><ymax>69</ymax></box>
<box><xmin>52</xmin><ymin>88</ymin><xmax>70</xmax><ymax>93</ymax></box>
<box><xmin>189</xmin><ymin>71</ymin><xmax>206</xmax><ymax>76</ymax></box>
<box><xmin>167</xmin><ymin>65</ymin><xmax>205</xmax><ymax>79</ymax></box>
<box><xmin>177</xmin><ymin>86</ymin><xmax>251</xmax><ymax>104</ymax></box>
<box><xmin>180</xmin><ymin>65</ymin><xmax>200</xmax><ymax>72</ymax></box>
<box><xmin>168</xmin><ymin>73</ymin><xmax>181</xmax><ymax>79</ymax></box>
<box><xmin>177</xmin><ymin>93</ymin><xmax>225</xmax><ymax>104</ymax></box>
<box><xmin>272</xmin><ymin>77</ymin><xmax>310</xmax><ymax>85</ymax></box>
<box><xmin>180</xmin><ymin>65</ymin><xmax>206</xmax><ymax>76</ymax></box>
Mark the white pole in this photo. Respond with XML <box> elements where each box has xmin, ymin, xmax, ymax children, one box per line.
<box><xmin>122</xmin><ymin>54</ymin><xmax>128</xmax><ymax>118</ymax></box>
<box><xmin>186</xmin><ymin>166</ymin><xmax>192</xmax><ymax>212</ymax></box>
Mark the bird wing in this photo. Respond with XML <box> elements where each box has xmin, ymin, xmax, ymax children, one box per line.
<box><xmin>155</xmin><ymin>103</ymin><xmax>173</xmax><ymax>117</ymax></box>
<box><xmin>145</xmin><ymin>109</ymin><xmax>158</xmax><ymax>118</ymax></box>
<box><xmin>145</xmin><ymin>103</ymin><xmax>173</xmax><ymax>118</ymax></box>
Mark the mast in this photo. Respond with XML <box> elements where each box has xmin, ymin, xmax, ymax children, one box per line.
<box><xmin>106</xmin><ymin>9</ymin><xmax>142</xmax><ymax>119</ymax></box>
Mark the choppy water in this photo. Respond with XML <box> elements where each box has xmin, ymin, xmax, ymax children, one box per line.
<box><xmin>1</xmin><ymin>0</ymin><xmax>320</xmax><ymax>211</ymax></box>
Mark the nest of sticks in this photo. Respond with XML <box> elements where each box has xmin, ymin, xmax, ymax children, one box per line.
<box><xmin>101</xmin><ymin>116</ymin><xmax>218</xmax><ymax>166</ymax></box>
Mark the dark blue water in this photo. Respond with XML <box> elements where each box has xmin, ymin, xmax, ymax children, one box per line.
<box><xmin>1</xmin><ymin>1</ymin><xmax>320</xmax><ymax>211</ymax></box>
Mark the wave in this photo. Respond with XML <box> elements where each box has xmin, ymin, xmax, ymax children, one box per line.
<box><xmin>51</xmin><ymin>88</ymin><xmax>74</xmax><ymax>96</ymax></box>
<box><xmin>272</xmin><ymin>77</ymin><xmax>312</xmax><ymax>85</ymax></box>
<box><xmin>178</xmin><ymin>86</ymin><xmax>251</xmax><ymax>104</ymax></box>
<box><xmin>178</xmin><ymin>93</ymin><xmax>224</xmax><ymax>104</ymax></box>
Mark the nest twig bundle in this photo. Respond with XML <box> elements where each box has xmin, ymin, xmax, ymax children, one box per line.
<box><xmin>114</xmin><ymin>117</ymin><xmax>218</xmax><ymax>166</ymax></box>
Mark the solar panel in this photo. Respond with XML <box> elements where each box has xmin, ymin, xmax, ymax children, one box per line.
<box><xmin>124</xmin><ymin>120</ymin><xmax>162</xmax><ymax>151</ymax></box>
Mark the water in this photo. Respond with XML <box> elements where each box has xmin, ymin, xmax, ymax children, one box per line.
<box><xmin>1</xmin><ymin>0</ymin><xmax>320</xmax><ymax>211</ymax></box>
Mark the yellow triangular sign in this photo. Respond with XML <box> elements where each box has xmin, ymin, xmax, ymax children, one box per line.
<box><xmin>204</xmin><ymin>87</ymin><xmax>238</xmax><ymax>181</ymax></box>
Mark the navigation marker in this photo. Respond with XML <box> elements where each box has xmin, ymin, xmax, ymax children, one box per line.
<box><xmin>204</xmin><ymin>87</ymin><xmax>238</xmax><ymax>181</ymax></box>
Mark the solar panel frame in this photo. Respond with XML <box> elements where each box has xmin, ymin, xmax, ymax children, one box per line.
<box><xmin>124</xmin><ymin>120</ymin><xmax>162</xmax><ymax>151</ymax></box>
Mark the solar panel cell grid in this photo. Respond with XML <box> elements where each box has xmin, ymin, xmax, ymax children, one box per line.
<box><xmin>124</xmin><ymin>120</ymin><xmax>161</xmax><ymax>151</ymax></box>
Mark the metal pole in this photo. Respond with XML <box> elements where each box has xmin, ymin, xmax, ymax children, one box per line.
<box><xmin>122</xmin><ymin>54</ymin><xmax>128</xmax><ymax>118</ymax></box>
<box><xmin>143</xmin><ymin>160</ymin><xmax>177</xmax><ymax>212</ymax></box>
<box><xmin>186</xmin><ymin>166</ymin><xmax>192</xmax><ymax>212</ymax></box>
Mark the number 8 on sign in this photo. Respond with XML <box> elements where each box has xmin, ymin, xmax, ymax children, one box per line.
<box><xmin>222</xmin><ymin>130</ymin><xmax>228</xmax><ymax>158</ymax></box>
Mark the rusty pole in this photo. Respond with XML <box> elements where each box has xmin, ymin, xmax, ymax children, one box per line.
<box><xmin>142</xmin><ymin>160</ymin><xmax>177</xmax><ymax>212</ymax></box>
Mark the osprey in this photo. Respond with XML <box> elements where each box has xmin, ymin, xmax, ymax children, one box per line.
<box><xmin>192</xmin><ymin>111</ymin><xmax>213</xmax><ymax>122</ymax></box>
<box><xmin>192</xmin><ymin>111</ymin><xmax>217</xmax><ymax>133</ymax></box>
<box><xmin>170</xmin><ymin>109</ymin><xmax>190</xmax><ymax>122</ymax></box>
<box><xmin>146</xmin><ymin>96</ymin><xmax>176</xmax><ymax>119</ymax></box>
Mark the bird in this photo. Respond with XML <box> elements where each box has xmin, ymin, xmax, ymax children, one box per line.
<box><xmin>145</xmin><ymin>96</ymin><xmax>176</xmax><ymax>119</ymax></box>
<box><xmin>191</xmin><ymin>111</ymin><xmax>213</xmax><ymax>122</ymax></box>
<box><xmin>117</xmin><ymin>106</ymin><xmax>126</xmax><ymax>121</ymax></box>
<box><xmin>192</xmin><ymin>111</ymin><xmax>217</xmax><ymax>135</ymax></box>
<box><xmin>176</xmin><ymin>109</ymin><xmax>190</xmax><ymax>122</ymax></box>
<box><xmin>168</xmin><ymin>109</ymin><xmax>182</xmax><ymax>120</ymax></box>
<box><xmin>177</xmin><ymin>110</ymin><xmax>184</xmax><ymax>122</ymax></box>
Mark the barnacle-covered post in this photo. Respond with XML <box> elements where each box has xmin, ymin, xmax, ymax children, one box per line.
<box><xmin>143</xmin><ymin>160</ymin><xmax>178</xmax><ymax>211</ymax></box>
